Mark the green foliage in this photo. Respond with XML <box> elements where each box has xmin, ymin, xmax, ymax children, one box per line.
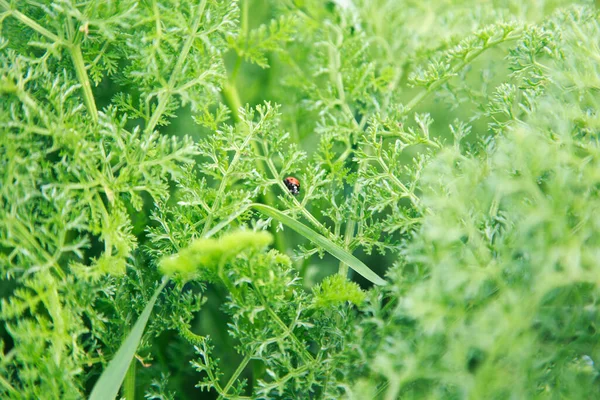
<box><xmin>313</xmin><ymin>274</ymin><xmax>366</xmax><ymax>307</ymax></box>
<box><xmin>160</xmin><ymin>230</ymin><xmax>273</xmax><ymax>282</ymax></box>
<box><xmin>1</xmin><ymin>0</ymin><xmax>599</xmax><ymax>399</ymax></box>
<box><xmin>252</xmin><ymin>203</ymin><xmax>386</xmax><ymax>284</ymax></box>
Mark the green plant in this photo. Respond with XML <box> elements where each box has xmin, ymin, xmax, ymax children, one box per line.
<box><xmin>1</xmin><ymin>0</ymin><xmax>599</xmax><ymax>399</ymax></box>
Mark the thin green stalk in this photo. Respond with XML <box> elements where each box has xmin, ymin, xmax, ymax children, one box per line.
<box><xmin>241</xmin><ymin>0</ymin><xmax>249</xmax><ymax>37</ymax></box>
<box><xmin>338</xmin><ymin>220</ymin><xmax>355</xmax><ymax>277</ymax></box>
<box><xmin>0</xmin><ymin>1</ymin><xmax>65</xmax><ymax>44</ymax></box>
<box><xmin>69</xmin><ymin>44</ymin><xmax>98</xmax><ymax>122</ymax></box>
<box><xmin>404</xmin><ymin>33</ymin><xmax>522</xmax><ymax>114</ymax></box>
<box><xmin>221</xmin><ymin>76</ymin><xmax>288</xmax><ymax>252</ymax></box>
<box><xmin>323</xmin><ymin>36</ymin><xmax>367</xmax><ymax>277</ymax></box>
<box><xmin>251</xmin><ymin>279</ymin><xmax>315</xmax><ymax>363</ymax></box>
<box><xmin>146</xmin><ymin>92</ymin><xmax>169</xmax><ymax>135</ymax></box>
<box><xmin>145</xmin><ymin>0</ymin><xmax>208</xmax><ymax>134</ymax></box>
<box><xmin>203</xmin><ymin>204</ymin><xmax>250</xmax><ymax>239</ymax></box>
<box><xmin>44</xmin><ymin>272</ymin><xmax>67</xmax><ymax>366</ymax></box>
<box><xmin>220</xmin><ymin>0</ymin><xmax>289</xmax><ymax>252</ymax></box>
<box><xmin>218</xmin><ymin>354</ymin><xmax>252</xmax><ymax>400</ymax></box>
<box><xmin>201</xmin><ymin>118</ymin><xmax>256</xmax><ymax>237</ymax></box>
<box><xmin>376</xmin><ymin>154</ymin><xmax>419</xmax><ymax>204</ymax></box>
<box><xmin>0</xmin><ymin>2</ymin><xmax>99</xmax><ymax>121</ymax></box>
<box><xmin>0</xmin><ymin>375</ymin><xmax>17</xmax><ymax>396</ymax></box>
<box><xmin>221</xmin><ymin>80</ymin><xmax>243</xmax><ymax>119</ymax></box>
<box><xmin>337</xmin><ymin>154</ymin><xmax>370</xmax><ymax>278</ymax></box>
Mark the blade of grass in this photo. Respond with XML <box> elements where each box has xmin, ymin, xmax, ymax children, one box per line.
<box><xmin>252</xmin><ymin>203</ymin><xmax>386</xmax><ymax>285</ymax></box>
<box><xmin>89</xmin><ymin>277</ymin><xmax>169</xmax><ymax>400</ymax></box>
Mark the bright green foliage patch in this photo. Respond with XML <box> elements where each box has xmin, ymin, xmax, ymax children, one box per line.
<box><xmin>160</xmin><ymin>230</ymin><xmax>273</xmax><ymax>282</ymax></box>
<box><xmin>313</xmin><ymin>274</ymin><xmax>366</xmax><ymax>307</ymax></box>
<box><xmin>1</xmin><ymin>0</ymin><xmax>599</xmax><ymax>399</ymax></box>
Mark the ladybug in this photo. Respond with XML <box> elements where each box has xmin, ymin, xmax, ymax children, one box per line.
<box><xmin>283</xmin><ymin>177</ymin><xmax>300</xmax><ymax>196</ymax></box>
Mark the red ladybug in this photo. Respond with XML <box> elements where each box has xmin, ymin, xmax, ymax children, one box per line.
<box><xmin>283</xmin><ymin>177</ymin><xmax>300</xmax><ymax>195</ymax></box>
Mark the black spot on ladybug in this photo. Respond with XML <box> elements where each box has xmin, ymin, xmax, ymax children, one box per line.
<box><xmin>283</xmin><ymin>177</ymin><xmax>300</xmax><ymax>196</ymax></box>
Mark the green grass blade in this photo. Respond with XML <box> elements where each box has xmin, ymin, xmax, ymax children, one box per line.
<box><xmin>252</xmin><ymin>204</ymin><xmax>386</xmax><ymax>285</ymax></box>
<box><xmin>89</xmin><ymin>277</ymin><xmax>169</xmax><ymax>400</ymax></box>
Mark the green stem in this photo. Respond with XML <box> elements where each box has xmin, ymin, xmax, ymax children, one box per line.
<box><xmin>69</xmin><ymin>44</ymin><xmax>98</xmax><ymax>122</ymax></box>
<box><xmin>201</xmin><ymin>112</ymin><xmax>256</xmax><ymax>237</ymax></box>
<box><xmin>123</xmin><ymin>360</ymin><xmax>136</xmax><ymax>400</ymax></box>
<box><xmin>337</xmin><ymin>154</ymin><xmax>370</xmax><ymax>278</ymax></box>
<box><xmin>251</xmin><ymin>281</ymin><xmax>315</xmax><ymax>363</ymax></box>
<box><xmin>0</xmin><ymin>1</ymin><xmax>65</xmax><ymax>44</ymax></box>
<box><xmin>43</xmin><ymin>271</ymin><xmax>67</xmax><ymax>365</ymax></box>
<box><xmin>0</xmin><ymin>2</ymin><xmax>99</xmax><ymax>121</ymax></box>
<box><xmin>145</xmin><ymin>0</ymin><xmax>208</xmax><ymax>134</ymax></box>
<box><xmin>323</xmin><ymin>37</ymin><xmax>367</xmax><ymax>276</ymax></box>
<box><xmin>218</xmin><ymin>354</ymin><xmax>252</xmax><ymax>400</ymax></box>
<box><xmin>0</xmin><ymin>374</ymin><xmax>17</xmax><ymax>395</ymax></box>
<box><xmin>220</xmin><ymin>0</ymin><xmax>288</xmax><ymax>251</ymax></box>
<box><xmin>404</xmin><ymin>33</ymin><xmax>521</xmax><ymax>114</ymax></box>
<box><xmin>221</xmin><ymin>80</ymin><xmax>243</xmax><ymax>121</ymax></box>
<box><xmin>338</xmin><ymin>221</ymin><xmax>354</xmax><ymax>277</ymax></box>
<box><xmin>146</xmin><ymin>92</ymin><xmax>169</xmax><ymax>134</ymax></box>
<box><xmin>221</xmin><ymin>79</ymin><xmax>288</xmax><ymax>252</ymax></box>
<box><xmin>376</xmin><ymin>156</ymin><xmax>419</xmax><ymax>204</ymax></box>
<box><xmin>203</xmin><ymin>204</ymin><xmax>250</xmax><ymax>239</ymax></box>
<box><xmin>241</xmin><ymin>0</ymin><xmax>249</xmax><ymax>36</ymax></box>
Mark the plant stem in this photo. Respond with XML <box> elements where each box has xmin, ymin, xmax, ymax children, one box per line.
<box><xmin>145</xmin><ymin>0</ymin><xmax>208</xmax><ymax>134</ymax></box>
<box><xmin>218</xmin><ymin>354</ymin><xmax>252</xmax><ymax>399</ymax></box>
<box><xmin>69</xmin><ymin>44</ymin><xmax>98</xmax><ymax>123</ymax></box>
<box><xmin>0</xmin><ymin>374</ymin><xmax>17</xmax><ymax>396</ymax></box>
<box><xmin>221</xmin><ymin>80</ymin><xmax>243</xmax><ymax>121</ymax></box>
<box><xmin>241</xmin><ymin>0</ymin><xmax>249</xmax><ymax>37</ymax></box>
<box><xmin>404</xmin><ymin>33</ymin><xmax>521</xmax><ymax>114</ymax></box>
<box><xmin>0</xmin><ymin>1</ymin><xmax>65</xmax><ymax>44</ymax></box>
<box><xmin>219</xmin><ymin>0</ymin><xmax>289</xmax><ymax>251</ymax></box>
<box><xmin>251</xmin><ymin>281</ymin><xmax>315</xmax><ymax>363</ymax></box>
<box><xmin>201</xmin><ymin>112</ymin><xmax>256</xmax><ymax>237</ymax></box>
<box><xmin>0</xmin><ymin>2</ymin><xmax>99</xmax><ymax>122</ymax></box>
<box><xmin>221</xmin><ymin>73</ymin><xmax>288</xmax><ymax>252</ymax></box>
<box><xmin>326</xmin><ymin>39</ymin><xmax>363</xmax><ymax>277</ymax></box>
